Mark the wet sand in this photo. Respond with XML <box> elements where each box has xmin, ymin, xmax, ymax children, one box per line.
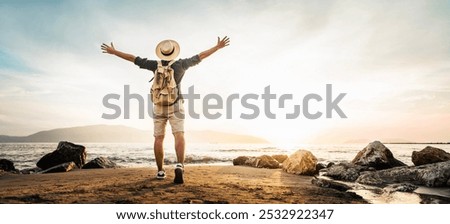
<box><xmin>0</xmin><ymin>166</ymin><xmax>365</xmax><ymax>204</ymax></box>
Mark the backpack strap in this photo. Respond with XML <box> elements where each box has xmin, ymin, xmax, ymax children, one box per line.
<box><xmin>149</xmin><ymin>60</ymin><xmax>175</xmax><ymax>82</ymax></box>
<box><xmin>166</xmin><ymin>60</ymin><xmax>180</xmax><ymax>106</ymax></box>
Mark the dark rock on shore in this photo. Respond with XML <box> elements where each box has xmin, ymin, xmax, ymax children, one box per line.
<box><xmin>39</xmin><ymin>162</ymin><xmax>77</xmax><ymax>174</ymax></box>
<box><xmin>356</xmin><ymin>160</ymin><xmax>450</xmax><ymax>187</ymax></box>
<box><xmin>232</xmin><ymin>155</ymin><xmax>281</xmax><ymax>169</ymax></box>
<box><xmin>311</xmin><ymin>177</ymin><xmax>351</xmax><ymax>192</ymax></box>
<box><xmin>0</xmin><ymin>159</ymin><xmax>15</xmax><ymax>171</ymax></box>
<box><xmin>83</xmin><ymin>157</ymin><xmax>118</xmax><ymax>169</ymax></box>
<box><xmin>412</xmin><ymin>146</ymin><xmax>450</xmax><ymax>166</ymax></box>
<box><xmin>315</xmin><ymin>163</ymin><xmax>327</xmax><ymax>173</ymax></box>
<box><xmin>352</xmin><ymin>141</ymin><xmax>406</xmax><ymax>170</ymax></box>
<box><xmin>282</xmin><ymin>150</ymin><xmax>317</xmax><ymax>176</ymax></box>
<box><xmin>37</xmin><ymin>141</ymin><xmax>86</xmax><ymax>170</ymax></box>
<box><xmin>20</xmin><ymin>167</ymin><xmax>42</xmax><ymax>174</ymax></box>
<box><xmin>233</xmin><ymin>156</ymin><xmax>250</xmax><ymax>166</ymax></box>
<box><xmin>383</xmin><ymin>183</ymin><xmax>418</xmax><ymax>193</ymax></box>
<box><xmin>322</xmin><ymin>162</ymin><xmax>375</xmax><ymax>181</ymax></box>
<box><xmin>419</xmin><ymin>194</ymin><xmax>450</xmax><ymax>204</ymax></box>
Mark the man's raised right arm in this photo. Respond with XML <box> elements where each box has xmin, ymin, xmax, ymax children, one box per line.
<box><xmin>101</xmin><ymin>42</ymin><xmax>136</xmax><ymax>63</ymax></box>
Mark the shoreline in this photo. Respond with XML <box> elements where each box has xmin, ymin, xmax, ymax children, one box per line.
<box><xmin>5</xmin><ymin>142</ymin><xmax>450</xmax><ymax>170</ymax></box>
<box><xmin>0</xmin><ymin>166</ymin><xmax>365</xmax><ymax>204</ymax></box>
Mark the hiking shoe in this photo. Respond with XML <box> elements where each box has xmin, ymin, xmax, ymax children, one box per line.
<box><xmin>174</xmin><ymin>163</ymin><xmax>184</xmax><ymax>184</ymax></box>
<box><xmin>156</xmin><ymin>170</ymin><xmax>166</xmax><ymax>180</ymax></box>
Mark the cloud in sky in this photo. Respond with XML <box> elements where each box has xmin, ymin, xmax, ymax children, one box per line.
<box><xmin>0</xmin><ymin>0</ymin><xmax>449</xmax><ymax>143</ymax></box>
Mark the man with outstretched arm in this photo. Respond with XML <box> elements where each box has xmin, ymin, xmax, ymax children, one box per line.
<box><xmin>101</xmin><ymin>36</ymin><xmax>230</xmax><ymax>184</ymax></box>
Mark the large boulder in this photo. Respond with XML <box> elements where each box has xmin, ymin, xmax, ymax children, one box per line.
<box><xmin>83</xmin><ymin>157</ymin><xmax>118</xmax><ymax>169</ymax></box>
<box><xmin>255</xmin><ymin>155</ymin><xmax>281</xmax><ymax>169</ymax></box>
<box><xmin>356</xmin><ymin>160</ymin><xmax>450</xmax><ymax>187</ymax></box>
<box><xmin>37</xmin><ymin>141</ymin><xmax>86</xmax><ymax>170</ymax></box>
<box><xmin>39</xmin><ymin>162</ymin><xmax>77</xmax><ymax>174</ymax></box>
<box><xmin>322</xmin><ymin>162</ymin><xmax>374</xmax><ymax>181</ymax></box>
<box><xmin>0</xmin><ymin>159</ymin><xmax>15</xmax><ymax>171</ymax></box>
<box><xmin>412</xmin><ymin>146</ymin><xmax>450</xmax><ymax>166</ymax></box>
<box><xmin>233</xmin><ymin>155</ymin><xmax>281</xmax><ymax>169</ymax></box>
<box><xmin>282</xmin><ymin>150</ymin><xmax>317</xmax><ymax>176</ymax></box>
<box><xmin>352</xmin><ymin>141</ymin><xmax>406</xmax><ymax>170</ymax></box>
<box><xmin>272</xmin><ymin>154</ymin><xmax>288</xmax><ymax>163</ymax></box>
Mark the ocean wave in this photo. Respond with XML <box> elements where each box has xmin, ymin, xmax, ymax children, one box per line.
<box><xmin>216</xmin><ymin>148</ymin><xmax>284</xmax><ymax>153</ymax></box>
<box><xmin>164</xmin><ymin>155</ymin><xmax>231</xmax><ymax>164</ymax></box>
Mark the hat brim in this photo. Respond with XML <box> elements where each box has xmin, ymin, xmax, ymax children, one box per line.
<box><xmin>155</xmin><ymin>40</ymin><xmax>180</xmax><ymax>61</ymax></box>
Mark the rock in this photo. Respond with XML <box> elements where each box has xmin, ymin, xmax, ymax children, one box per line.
<box><xmin>39</xmin><ymin>162</ymin><xmax>76</xmax><ymax>174</ymax></box>
<box><xmin>356</xmin><ymin>160</ymin><xmax>450</xmax><ymax>187</ymax></box>
<box><xmin>282</xmin><ymin>150</ymin><xmax>317</xmax><ymax>176</ymax></box>
<box><xmin>272</xmin><ymin>154</ymin><xmax>288</xmax><ymax>163</ymax></box>
<box><xmin>322</xmin><ymin>162</ymin><xmax>374</xmax><ymax>181</ymax></box>
<box><xmin>315</xmin><ymin>163</ymin><xmax>326</xmax><ymax>174</ymax></box>
<box><xmin>233</xmin><ymin>155</ymin><xmax>280</xmax><ymax>169</ymax></box>
<box><xmin>412</xmin><ymin>146</ymin><xmax>450</xmax><ymax>166</ymax></box>
<box><xmin>419</xmin><ymin>195</ymin><xmax>450</xmax><ymax>204</ymax></box>
<box><xmin>243</xmin><ymin>157</ymin><xmax>259</xmax><ymax>167</ymax></box>
<box><xmin>311</xmin><ymin>177</ymin><xmax>351</xmax><ymax>191</ymax></box>
<box><xmin>20</xmin><ymin>167</ymin><xmax>42</xmax><ymax>174</ymax></box>
<box><xmin>352</xmin><ymin>141</ymin><xmax>406</xmax><ymax>170</ymax></box>
<box><xmin>37</xmin><ymin>141</ymin><xmax>86</xmax><ymax>170</ymax></box>
<box><xmin>83</xmin><ymin>157</ymin><xmax>118</xmax><ymax>169</ymax></box>
<box><xmin>255</xmin><ymin>155</ymin><xmax>281</xmax><ymax>169</ymax></box>
<box><xmin>383</xmin><ymin>183</ymin><xmax>418</xmax><ymax>193</ymax></box>
<box><xmin>0</xmin><ymin>159</ymin><xmax>15</xmax><ymax>171</ymax></box>
<box><xmin>233</xmin><ymin>156</ymin><xmax>250</xmax><ymax>166</ymax></box>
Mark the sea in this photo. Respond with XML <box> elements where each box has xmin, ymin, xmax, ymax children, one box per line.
<box><xmin>1</xmin><ymin>142</ymin><xmax>449</xmax><ymax>170</ymax></box>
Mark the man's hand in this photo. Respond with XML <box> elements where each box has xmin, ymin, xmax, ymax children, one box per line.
<box><xmin>101</xmin><ymin>42</ymin><xmax>116</xmax><ymax>55</ymax></box>
<box><xmin>101</xmin><ymin>42</ymin><xmax>136</xmax><ymax>62</ymax></box>
<box><xmin>216</xmin><ymin>36</ymin><xmax>230</xmax><ymax>49</ymax></box>
<box><xmin>199</xmin><ymin>36</ymin><xmax>230</xmax><ymax>60</ymax></box>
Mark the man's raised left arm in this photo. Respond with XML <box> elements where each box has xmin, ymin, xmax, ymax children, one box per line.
<box><xmin>198</xmin><ymin>36</ymin><xmax>230</xmax><ymax>60</ymax></box>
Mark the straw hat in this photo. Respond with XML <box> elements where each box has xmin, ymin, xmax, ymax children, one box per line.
<box><xmin>155</xmin><ymin>39</ymin><xmax>180</xmax><ymax>60</ymax></box>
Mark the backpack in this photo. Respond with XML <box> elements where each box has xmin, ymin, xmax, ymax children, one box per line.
<box><xmin>150</xmin><ymin>60</ymin><xmax>179</xmax><ymax>106</ymax></box>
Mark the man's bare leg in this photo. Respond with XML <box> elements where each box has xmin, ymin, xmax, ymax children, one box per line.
<box><xmin>173</xmin><ymin>132</ymin><xmax>185</xmax><ymax>164</ymax></box>
<box><xmin>173</xmin><ymin>132</ymin><xmax>185</xmax><ymax>184</ymax></box>
<box><xmin>154</xmin><ymin>135</ymin><xmax>165</xmax><ymax>171</ymax></box>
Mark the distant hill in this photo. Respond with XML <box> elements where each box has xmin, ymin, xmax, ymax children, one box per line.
<box><xmin>0</xmin><ymin>125</ymin><xmax>269</xmax><ymax>144</ymax></box>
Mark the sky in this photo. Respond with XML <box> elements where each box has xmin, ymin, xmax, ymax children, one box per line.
<box><xmin>0</xmin><ymin>0</ymin><xmax>449</xmax><ymax>144</ymax></box>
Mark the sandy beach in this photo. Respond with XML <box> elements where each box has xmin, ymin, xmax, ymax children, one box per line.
<box><xmin>0</xmin><ymin>166</ymin><xmax>365</xmax><ymax>204</ymax></box>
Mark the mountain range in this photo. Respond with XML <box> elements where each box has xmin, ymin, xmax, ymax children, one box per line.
<box><xmin>0</xmin><ymin>125</ymin><xmax>269</xmax><ymax>144</ymax></box>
